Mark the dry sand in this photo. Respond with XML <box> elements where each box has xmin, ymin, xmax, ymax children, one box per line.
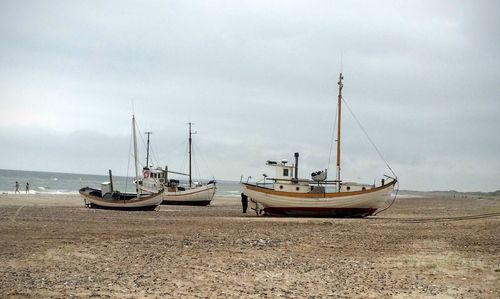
<box><xmin>0</xmin><ymin>193</ymin><xmax>498</xmax><ymax>298</ymax></box>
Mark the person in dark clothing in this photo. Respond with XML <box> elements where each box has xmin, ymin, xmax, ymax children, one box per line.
<box><xmin>241</xmin><ymin>193</ymin><xmax>248</xmax><ymax>213</ymax></box>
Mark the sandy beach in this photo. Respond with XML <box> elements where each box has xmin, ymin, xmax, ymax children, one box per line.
<box><xmin>0</xmin><ymin>193</ymin><xmax>498</xmax><ymax>298</ymax></box>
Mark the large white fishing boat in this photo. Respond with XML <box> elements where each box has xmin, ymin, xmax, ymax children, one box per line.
<box><xmin>241</xmin><ymin>73</ymin><xmax>398</xmax><ymax>217</ymax></box>
<box><xmin>139</xmin><ymin>123</ymin><xmax>216</xmax><ymax>206</ymax></box>
<box><xmin>79</xmin><ymin>115</ymin><xmax>164</xmax><ymax>211</ymax></box>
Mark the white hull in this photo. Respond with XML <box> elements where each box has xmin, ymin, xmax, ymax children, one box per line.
<box><xmin>162</xmin><ymin>183</ymin><xmax>216</xmax><ymax>205</ymax></box>
<box><xmin>241</xmin><ymin>180</ymin><xmax>396</xmax><ymax>217</ymax></box>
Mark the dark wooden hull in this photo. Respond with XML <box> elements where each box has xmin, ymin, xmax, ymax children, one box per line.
<box><xmin>87</xmin><ymin>203</ymin><xmax>159</xmax><ymax>211</ymax></box>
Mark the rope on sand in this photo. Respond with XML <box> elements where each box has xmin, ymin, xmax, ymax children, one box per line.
<box><xmin>370</xmin><ymin>212</ymin><xmax>500</xmax><ymax>223</ymax></box>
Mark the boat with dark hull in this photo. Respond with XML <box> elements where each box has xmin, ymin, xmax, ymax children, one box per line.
<box><xmin>79</xmin><ymin>115</ymin><xmax>164</xmax><ymax>211</ymax></box>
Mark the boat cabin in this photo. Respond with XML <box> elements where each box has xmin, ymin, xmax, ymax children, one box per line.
<box><xmin>266</xmin><ymin>159</ymin><xmax>310</xmax><ymax>193</ymax></box>
<box><xmin>101</xmin><ymin>182</ymin><xmax>112</xmax><ymax>195</ymax></box>
<box><xmin>141</xmin><ymin>167</ymin><xmax>167</xmax><ymax>193</ymax></box>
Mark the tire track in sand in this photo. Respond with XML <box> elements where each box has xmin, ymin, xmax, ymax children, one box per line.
<box><xmin>11</xmin><ymin>205</ymin><xmax>25</xmax><ymax>223</ymax></box>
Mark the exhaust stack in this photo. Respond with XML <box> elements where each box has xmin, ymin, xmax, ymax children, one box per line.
<box><xmin>294</xmin><ymin>152</ymin><xmax>299</xmax><ymax>179</ymax></box>
<box><xmin>108</xmin><ymin>169</ymin><xmax>114</xmax><ymax>192</ymax></box>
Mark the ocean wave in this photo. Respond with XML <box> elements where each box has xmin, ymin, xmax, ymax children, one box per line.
<box><xmin>0</xmin><ymin>190</ymin><xmax>78</xmax><ymax>195</ymax></box>
<box><xmin>218</xmin><ymin>190</ymin><xmax>241</xmax><ymax>197</ymax></box>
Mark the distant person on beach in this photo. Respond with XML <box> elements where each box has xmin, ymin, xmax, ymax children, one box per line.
<box><xmin>241</xmin><ymin>193</ymin><xmax>248</xmax><ymax>213</ymax></box>
<box><xmin>15</xmin><ymin>181</ymin><xmax>20</xmax><ymax>194</ymax></box>
<box><xmin>25</xmin><ymin>182</ymin><xmax>29</xmax><ymax>194</ymax></box>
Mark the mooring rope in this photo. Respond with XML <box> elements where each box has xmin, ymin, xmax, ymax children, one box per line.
<box><xmin>374</xmin><ymin>180</ymin><xmax>399</xmax><ymax>215</ymax></box>
<box><xmin>370</xmin><ymin>211</ymin><xmax>500</xmax><ymax>223</ymax></box>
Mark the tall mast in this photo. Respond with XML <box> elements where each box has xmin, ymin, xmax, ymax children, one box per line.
<box><xmin>132</xmin><ymin>115</ymin><xmax>140</xmax><ymax>198</ymax></box>
<box><xmin>336</xmin><ymin>72</ymin><xmax>343</xmax><ymax>192</ymax></box>
<box><xmin>145</xmin><ymin>131</ymin><xmax>152</xmax><ymax>167</ymax></box>
<box><xmin>188</xmin><ymin>122</ymin><xmax>193</xmax><ymax>187</ymax></box>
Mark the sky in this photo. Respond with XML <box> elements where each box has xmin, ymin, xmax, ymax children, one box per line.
<box><xmin>0</xmin><ymin>0</ymin><xmax>499</xmax><ymax>191</ymax></box>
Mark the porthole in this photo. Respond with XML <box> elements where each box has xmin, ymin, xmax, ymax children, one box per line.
<box><xmin>279</xmin><ymin>185</ymin><xmax>283</xmax><ymax>189</ymax></box>
<box><xmin>362</xmin><ymin>187</ymin><xmax>366</xmax><ymax>190</ymax></box>
<box><xmin>296</xmin><ymin>187</ymin><xmax>300</xmax><ymax>191</ymax></box>
<box><xmin>346</xmin><ymin>186</ymin><xmax>351</xmax><ymax>191</ymax></box>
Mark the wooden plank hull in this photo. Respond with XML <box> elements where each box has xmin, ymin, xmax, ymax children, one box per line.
<box><xmin>241</xmin><ymin>180</ymin><xmax>396</xmax><ymax>217</ymax></box>
<box><xmin>79</xmin><ymin>187</ymin><xmax>163</xmax><ymax>211</ymax></box>
<box><xmin>161</xmin><ymin>183</ymin><xmax>216</xmax><ymax>206</ymax></box>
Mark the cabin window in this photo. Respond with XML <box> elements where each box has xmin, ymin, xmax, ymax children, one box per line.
<box><xmin>362</xmin><ymin>187</ymin><xmax>366</xmax><ymax>190</ymax></box>
<box><xmin>283</xmin><ymin>169</ymin><xmax>289</xmax><ymax>177</ymax></box>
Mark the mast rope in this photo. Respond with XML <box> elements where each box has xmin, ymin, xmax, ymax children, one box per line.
<box><xmin>193</xmin><ymin>142</ymin><xmax>216</xmax><ymax>180</ymax></box>
<box><xmin>341</xmin><ymin>96</ymin><xmax>398</xmax><ymax>180</ymax></box>
<box><xmin>327</xmin><ymin>102</ymin><xmax>338</xmax><ymax>171</ymax></box>
<box><xmin>125</xmin><ymin>123</ymin><xmax>133</xmax><ymax>192</ymax></box>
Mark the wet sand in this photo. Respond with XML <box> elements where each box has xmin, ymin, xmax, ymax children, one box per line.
<box><xmin>0</xmin><ymin>193</ymin><xmax>498</xmax><ymax>298</ymax></box>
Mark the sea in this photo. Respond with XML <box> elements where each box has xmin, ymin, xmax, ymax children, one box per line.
<box><xmin>0</xmin><ymin>169</ymin><xmax>242</xmax><ymax>197</ymax></box>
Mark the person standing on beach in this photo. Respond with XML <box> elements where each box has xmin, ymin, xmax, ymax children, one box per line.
<box><xmin>25</xmin><ymin>182</ymin><xmax>29</xmax><ymax>194</ymax></box>
<box><xmin>241</xmin><ymin>193</ymin><xmax>248</xmax><ymax>213</ymax></box>
<box><xmin>15</xmin><ymin>181</ymin><xmax>20</xmax><ymax>194</ymax></box>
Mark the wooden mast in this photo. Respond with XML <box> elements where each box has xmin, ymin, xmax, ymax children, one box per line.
<box><xmin>336</xmin><ymin>72</ymin><xmax>343</xmax><ymax>192</ymax></box>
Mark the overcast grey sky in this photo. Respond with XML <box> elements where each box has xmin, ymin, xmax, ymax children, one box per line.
<box><xmin>1</xmin><ymin>0</ymin><xmax>499</xmax><ymax>191</ymax></box>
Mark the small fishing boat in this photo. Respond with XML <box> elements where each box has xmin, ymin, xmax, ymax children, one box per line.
<box><xmin>241</xmin><ymin>73</ymin><xmax>398</xmax><ymax>217</ymax></box>
<box><xmin>139</xmin><ymin>123</ymin><xmax>216</xmax><ymax>206</ymax></box>
<box><xmin>79</xmin><ymin>115</ymin><xmax>164</xmax><ymax>211</ymax></box>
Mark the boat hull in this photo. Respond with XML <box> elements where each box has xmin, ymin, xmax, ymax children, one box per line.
<box><xmin>241</xmin><ymin>179</ymin><xmax>396</xmax><ymax>217</ymax></box>
<box><xmin>161</xmin><ymin>183</ymin><xmax>216</xmax><ymax>206</ymax></box>
<box><xmin>79</xmin><ymin>187</ymin><xmax>163</xmax><ymax>211</ymax></box>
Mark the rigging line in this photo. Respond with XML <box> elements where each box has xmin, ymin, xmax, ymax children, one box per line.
<box><xmin>327</xmin><ymin>100</ymin><xmax>338</xmax><ymax>172</ymax></box>
<box><xmin>163</xmin><ymin>138</ymin><xmax>189</xmax><ymax>160</ymax></box>
<box><xmin>193</xmin><ymin>147</ymin><xmax>202</xmax><ymax>181</ymax></box>
<box><xmin>341</xmin><ymin>96</ymin><xmax>398</xmax><ymax>179</ymax></box>
<box><xmin>135</xmin><ymin>122</ymin><xmax>148</xmax><ymax>162</ymax></box>
<box><xmin>125</xmin><ymin>123</ymin><xmax>133</xmax><ymax>193</ymax></box>
<box><xmin>177</xmin><ymin>140</ymin><xmax>189</xmax><ymax>176</ymax></box>
<box><xmin>193</xmin><ymin>142</ymin><xmax>215</xmax><ymax>179</ymax></box>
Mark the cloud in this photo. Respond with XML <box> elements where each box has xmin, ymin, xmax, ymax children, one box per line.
<box><xmin>0</xmin><ymin>0</ymin><xmax>499</xmax><ymax>191</ymax></box>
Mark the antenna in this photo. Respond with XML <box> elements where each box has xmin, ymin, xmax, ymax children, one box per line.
<box><xmin>340</xmin><ymin>52</ymin><xmax>343</xmax><ymax>73</ymax></box>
